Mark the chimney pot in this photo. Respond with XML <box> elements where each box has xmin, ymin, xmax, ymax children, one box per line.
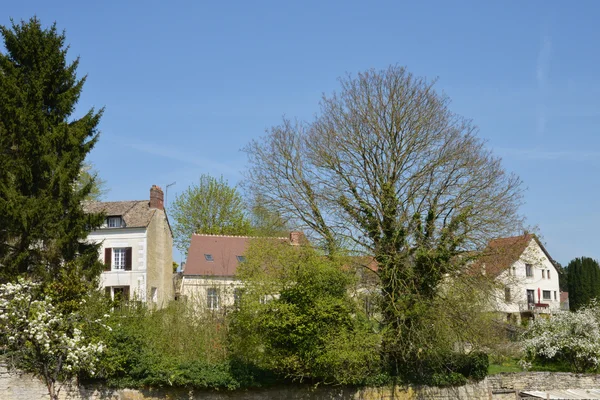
<box><xmin>150</xmin><ymin>185</ymin><xmax>164</xmax><ymax>210</ymax></box>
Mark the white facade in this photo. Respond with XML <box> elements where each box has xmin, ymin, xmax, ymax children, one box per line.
<box><xmin>88</xmin><ymin>227</ymin><xmax>149</xmax><ymax>301</ymax></box>
<box><xmin>494</xmin><ymin>239</ymin><xmax>561</xmax><ymax>317</ymax></box>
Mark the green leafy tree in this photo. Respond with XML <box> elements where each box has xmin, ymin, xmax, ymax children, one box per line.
<box><xmin>568</xmin><ymin>257</ymin><xmax>600</xmax><ymax>311</ymax></box>
<box><xmin>229</xmin><ymin>239</ymin><xmax>381</xmax><ymax>385</ymax></box>
<box><xmin>170</xmin><ymin>174</ymin><xmax>252</xmax><ymax>254</ymax></box>
<box><xmin>244</xmin><ymin>66</ymin><xmax>522</xmax><ymax>381</ymax></box>
<box><xmin>76</xmin><ymin>162</ymin><xmax>108</xmax><ymax>201</ymax></box>
<box><xmin>0</xmin><ymin>18</ymin><xmax>104</xmax><ymax>297</ymax></box>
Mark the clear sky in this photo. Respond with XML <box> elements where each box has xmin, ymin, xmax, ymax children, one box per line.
<box><xmin>3</xmin><ymin>1</ymin><xmax>599</xmax><ymax>265</ymax></box>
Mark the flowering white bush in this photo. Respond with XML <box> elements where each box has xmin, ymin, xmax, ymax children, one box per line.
<box><xmin>521</xmin><ymin>301</ymin><xmax>600</xmax><ymax>372</ymax></box>
<box><xmin>0</xmin><ymin>280</ymin><xmax>106</xmax><ymax>400</ymax></box>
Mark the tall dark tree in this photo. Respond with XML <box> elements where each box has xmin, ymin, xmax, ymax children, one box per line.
<box><xmin>567</xmin><ymin>257</ymin><xmax>600</xmax><ymax>311</ymax></box>
<box><xmin>0</xmin><ymin>18</ymin><xmax>104</xmax><ymax>295</ymax></box>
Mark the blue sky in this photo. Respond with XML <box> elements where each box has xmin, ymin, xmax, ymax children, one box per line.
<box><xmin>3</xmin><ymin>1</ymin><xmax>600</xmax><ymax>265</ymax></box>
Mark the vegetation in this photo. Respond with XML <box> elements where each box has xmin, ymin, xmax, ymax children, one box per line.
<box><xmin>0</xmin><ymin>18</ymin><xmax>104</xmax><ymax>298</ymax></box>
<box><xmin>521</xmin><ymin>300</ymin><xmax>600</xmax><ymax>373</ymax></box>
<box><xmin>92</xmin><ymin>300</ymin><xmax>240</xmax><ymax>389</ymax></box>
<box><xmin>0</xmin><ymin>280</ymin><xmax>107</xmax><ymax>400</ymax></box>
<box><xmin>244</xmin><ymin>65</ymin><xmax>523</xmax><ymax>381</ymax></box>
<box><xmin>76</xmin><ymin>162</ymin><xmax>108</xmax><ymax>201</ymax></box>
<box><xmin>229</xmin><ymin>239</ymin><xmax>382</xmax><ymax>385</ymax></box>
<box><xmin>170</xmin><ymin>174</ymin><xmax>253</xmax><ymax>254</ymax></box>
<box><xmin>567</xmin><ymin>257</ymin><xmax>600</xmax><ymax>311</ymax></box>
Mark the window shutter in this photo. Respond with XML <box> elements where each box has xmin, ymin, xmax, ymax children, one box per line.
<box><xmin>104</xmin><ymin>248</ymin><xmax>112</xmax><ymax>271</ymax></box>
<box><xmin>123</xmin><ymin>286</ymin><xmax>130</xmax><ymax>300</ymax></box>
<box><xmin>125</xmin><ymin>247</ymin><xmax>132</xmax><ymax>271</ymax></box>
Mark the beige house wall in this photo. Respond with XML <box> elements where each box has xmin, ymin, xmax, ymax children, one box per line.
<box><xmin>181</xmin><ymin>276</ymin><xmax>241</xmax><ymax>311</ymax></box>
<box><xmin>146</xmin><ymin>209</ymin><xmax>174</xmax><ymax>307</ymax></box>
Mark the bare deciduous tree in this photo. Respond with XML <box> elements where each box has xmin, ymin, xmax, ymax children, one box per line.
<box><xmin>244</xmin><ymin>65</ymin><xmax>524</xmax><ymax>377</ymax></box>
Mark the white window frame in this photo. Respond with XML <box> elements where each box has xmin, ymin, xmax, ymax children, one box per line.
<box><xmin>207</xmin><ymin>288</ymin><xmax>219</xmax><ymax>310</ymax></box>
<box><xmin>113</xmin><ymin>248</ymin><xmax>126</xmax><ymax>270</ymax></box>
<box><xmin>107</xmin><ymin>216</ymin><xmax>122</xmax><ymax>228</ymax></box>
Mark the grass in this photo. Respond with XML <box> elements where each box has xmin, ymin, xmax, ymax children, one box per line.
<box><xmin>488</xmin><ymin>359</ymin><xmax>522</xmax><ymax>374</ymax></box>
<box><xmin>489</xmin><ymin>358</ymin><xmax>573</xmax><ymax>375</ymax></box>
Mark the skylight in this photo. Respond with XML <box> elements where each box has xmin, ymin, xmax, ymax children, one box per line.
<box><xmin>204</xmin><ymin>254</ymin><xmax>214</xmax><ymax>262</ymax></box>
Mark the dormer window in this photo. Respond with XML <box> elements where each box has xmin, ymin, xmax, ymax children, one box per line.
<box><xmin>107</xmin><ymin>216</ymin><xmax>122</xmax><ymax>228</ymax></box>
<box><xmin>236</xmin><ymin>255</ymin><xmax>246</xmax><ymax>263</ymax></box>
<box><xmin>204</xmin><ymin>254</ymin><xmax>214</xmax><ymax>262</ymax></box>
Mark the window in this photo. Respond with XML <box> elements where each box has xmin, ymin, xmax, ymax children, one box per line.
<box><xmin>542</xmin><ymin>270</ymin><xmax>546</xmax><ymax>279</ymax></box>
<box><xmin>207</xmin><ymin>288</ymin><xmax>219</xmax><ymax>310</ymax></box>
<box><xmin>113</xmin><ymin>248</ymin><xmax>127</xmax><ymax>270</ymax></box>
<box><xmin>543</xmin><ymin>290</ymin><xmax>551</xmax><ymax>300</ymax></box>
<box><xmin>547</xmin><ymin>270</ymin><xmax>551</xmax><ymax>279</ymax></box>
<box><xmin>204</xmin><ymin>254</ymin><xmax>214</xmax><ymax>262</ymax></box>
<box><xmin>107</xmin><ymin>216</ymin><xmax>122</xmax><ymax>228</ymax></box>
<box><xmin>112</xmin><ymin>286</ymin><xmax>130</xmax><ymax>302</ymax></box>
<box><xmin>151</xmin><ymin>287</ymin><xmax>158</xmax><ymax>303</ymax></box>
<box><xmin>104</xmin><ymin>247</ymin><xmax>132</xmax><ymax>271</ymax></box>
<box><xmin>554</xmin><ymin>291</ymin><xmax>557</xmax><ymax>301</ymax></box>
<box><xmin>504</xmin><ymin>287</ymin><xmax>511</xmax><ymax>302</ymax></box>
<box><xmin>525</xmin><ymin>263</ymin><xmax>533</xmax><ymax>277</ymax></box>
<box><xmin>236</xmin><ymin>255</ymin><xmax>246</xmax><ymax>263</ymax></box>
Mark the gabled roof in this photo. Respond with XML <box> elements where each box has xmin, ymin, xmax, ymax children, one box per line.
<box><xmin>475</xmin><ymin>234</ymin><xmax>555</xmax><ymax>277</ymax></box>
<box><xmin>83</xmin><ymin>200</ymin><xmax>157</xmax><ymax>228</ymax></box>
<box><xmin>184</xmin><ymin>234</ymin><xmax>290</xmax><ymax>277</ymax></box>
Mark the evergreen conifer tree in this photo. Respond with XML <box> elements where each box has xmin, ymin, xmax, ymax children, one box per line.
<box><xmin>567</xmin><ymin>257</ymin><xmax>600</xmax><ymax>311</ymax></box>
<box><xmin>0</xmin><ymin>18</ymin><xmax>104</xmax><ymax>299</ymax></box>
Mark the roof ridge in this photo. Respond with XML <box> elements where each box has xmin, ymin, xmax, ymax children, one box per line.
<box><xmin>192</xmin><ymin>233</ymin><xmax>288</xmax><ymax>240</ymax></box>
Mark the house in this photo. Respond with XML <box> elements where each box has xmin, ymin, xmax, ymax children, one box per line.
<box><xmin>84</xmin><ymin>185</ymin><xmax>174</xmax><ymax>306</ymax></box>
<box><xmin>476</xmin><ymin>234</ymin><xmax>562</xmax><ymax>322</ymax></box>
<box><xmin>180</xmin><ymin>232</ymin><xmax>304</xmax><ymax>311</ymax></box>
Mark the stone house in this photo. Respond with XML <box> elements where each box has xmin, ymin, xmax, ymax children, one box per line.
<box><xmin>476</xmin><ymin>234</ymin><xmax>562</xmax><ymax>322</ymax></box>
<box><xmin>180</xmin><ymin>232</ymin><xmax>304</xmax><ymax>311</ymax></box>
<box><xmin>84</xmin><ymin>185</ymin><xmax>174</xmax><ymax>306</ymax></box>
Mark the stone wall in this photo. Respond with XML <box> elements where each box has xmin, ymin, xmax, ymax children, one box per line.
<box><xmin>488</xmin><ymin>371</ymin><xmax>600</xmax><ymax>391</ymax></box>
<box><xmin>3</xmin><ymin>367</ymin><xmax>600</xmax><ymax>400</ymax></box>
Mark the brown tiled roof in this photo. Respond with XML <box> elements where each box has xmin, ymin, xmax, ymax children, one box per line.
<box><xmin>184</xmin><ymin>234</ymin><xmax>289</xmax><ymax>277</ymax></box>
<box><xmin>83</xmin><ymin>200</ymin><xmax>156</xmax><ymax>228</ymax></box>
<box><xmin>560</xmin><ymin>291</ymin><xmax>569</xmax><ymax>303</ymax></box>
<box><xmin>473</xmin><ymin>234</ymin><xmax>555</xmax><ymax>277</ymax></box>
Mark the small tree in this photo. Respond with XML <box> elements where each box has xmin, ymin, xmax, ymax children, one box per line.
<box><xmin>0</xmin><ymin>280</ymin><xmax>106</xmax><ymax>400</ymax></box>
<box><xmin>229</xmin><ymin>239</ymin><xmax>381</xmax><ymax>385</ymax></box>
<box><xmin>567</xmin><ymin>257</ymin><xmax>600</xmax><ymax>311</ymax></box>
<box><xmin>170</xmin><ymin>174</ymin><xmax>252</xmax><ymax>254</ymax></box>
<box><xmin>521</xmin><ymin>300</ymin><xmax>600</xmax><ymax>372</ymax></box>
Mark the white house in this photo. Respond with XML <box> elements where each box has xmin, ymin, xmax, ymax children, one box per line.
<box><xmin>476</xmin><ymin>234</ymin><xmax>562</xmax><ymax>322</ymax></box>
<box><xmin>84</xmin><ymin>185</ymin><xmax>174</xmax><ymax>307</ymax></box>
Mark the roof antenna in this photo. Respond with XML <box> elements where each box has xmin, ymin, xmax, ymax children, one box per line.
<box><xmin>165</xmin><ymin>181</ymin><xmax>176</xmax><ymax>208</ymax></box>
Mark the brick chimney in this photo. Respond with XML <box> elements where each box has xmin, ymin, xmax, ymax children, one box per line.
<box><xmin>149</xmin><ymin>185</ymin><xmax>164</xmax><ymax>210</ymax></box>
<box><xmin>289</xmin><ymin>231</ymin><xmax>305</xmax><ymax>246</ymax></box>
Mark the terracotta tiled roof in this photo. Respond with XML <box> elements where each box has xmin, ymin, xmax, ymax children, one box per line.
<box><xmin>473</xmin><ymin>234</ymin><xmax>555</xmax><ymax>277</ymax></box>
<box><xmin>184</xmin><ymin>234</ymin><xmax>288</xmax><ymax>277</ymax></box>
<box><xmin>83</xmin><ymin>200</ymin><xmax>156</xmax><ymax>228</ymax></box>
